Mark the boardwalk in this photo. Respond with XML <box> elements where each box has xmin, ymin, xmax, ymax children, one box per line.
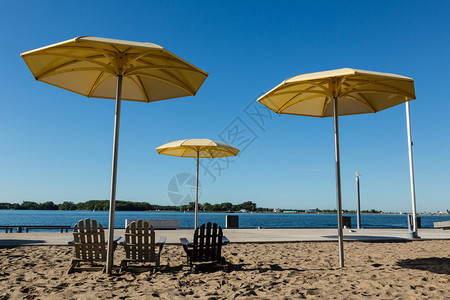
<box><xmin>0</xmin><ymin>228</ymin><xmax>449</xmax><ymax>246</ymax></box>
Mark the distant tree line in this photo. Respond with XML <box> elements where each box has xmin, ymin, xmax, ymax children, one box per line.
<box><xmin>305</xmin><ymin>208</ymin><xmax>383</xmax><ymax>214</ymax></box>
<box><xmin>0</xmin><ymin>200</ymin><xmax>180</xmax><ymax>211</ymax></box>
<box><xmin>0</xmin><ymin>200</ymin><xmax>382</xmax><ymax>213</ymax></box>
<box><xmin>0</xmin><ymin>200</ymin><xmax>263</xmax><ymax>212</ymax></box>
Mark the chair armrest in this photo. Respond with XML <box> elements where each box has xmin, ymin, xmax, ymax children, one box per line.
<box><xmin>116</xmin><ymin>236</ymin><xmax>125</xmax><ymax>244</ymax></box>
<box><xmin>157</xmin><ymin>237</ymin><xmax>166</xmax><ymax>252</ymax></box>
<box><xmin>222</xmin><ymin>236</ymin><xmax>230</xmax><ymax>244</ymax></box>
<box><xmin>67</xmin><ymin>238</ymin><xmax>74</xmax><ymax>245</ymax></box>
<box><xmin>113</xmin><ymin>236</ymin><xmax>122</xmax><ymax>245</ymax></box>
<box><xmin>180</xmin><ymin>238</ymin><xmax>191</xmax><ymax>246</ymax></box>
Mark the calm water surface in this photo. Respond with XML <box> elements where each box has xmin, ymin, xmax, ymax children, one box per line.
<box><xmin>0</xmin><ymin>210</ymin><xmax>449</xmax><ymax>231</ymax></box>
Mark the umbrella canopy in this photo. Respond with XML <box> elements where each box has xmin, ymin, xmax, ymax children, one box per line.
<box><xmin>258</xmin><ymin>68</ymin><xmax>415</xmax><ymax>117</ymax></box>
<box><xmin>156</xmin><ymin>139</ymin><xmax>240</xmax><ymax>158</ymax></box>
<box><xmin>21</xmin><ymin>37</ymin><xmax>208</xmax><ymax>274</ymax></box>
<box><xmin>21</xmin><ymin>36</ymin><xmax>208</xmax><ymax>102</ymax></box>
<box><xmin>156</xmin><ymin>139</ymin><xmax>240</xmax><ymax>228</ymax></box>
<box><xmin>257</xmin><ymin>68</ymin><xmax>416</xmax><ymax>267</ymax></box>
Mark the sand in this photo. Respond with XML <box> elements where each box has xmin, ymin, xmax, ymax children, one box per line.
<box><xmin>0</xmin><ymin>240</ymin><xmax>448</xmax><ymax>299</ymax></box>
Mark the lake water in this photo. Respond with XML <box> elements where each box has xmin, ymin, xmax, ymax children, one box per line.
<box><xmin>0</xmin><ymin>210</ymin><xmax>449</xmax><ymax>231</ymax></box>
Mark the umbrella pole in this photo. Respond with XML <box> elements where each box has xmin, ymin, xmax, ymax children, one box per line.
<box><xmin>406</xmin><ymin>101</ymin><xmax>419</xmax><ymax>238</ymax></box>
<box><xmin>333</xmin><ymin>97</ymin><xmax>344</xmax><ymax>268</ymax></box>
<box><xmin>356</xmin><ymin>173</ymin><xmax>361</xmax><ymax>229</ymax></box>
<box><xmin>106</xmin><ymin>75</ymin><xmax>123</xmax><ymax>274</ymax></box>
<box><xmin>195</xmin><ymin>151</ymin><xmax>199</xmax><ymax>228</ymax></box>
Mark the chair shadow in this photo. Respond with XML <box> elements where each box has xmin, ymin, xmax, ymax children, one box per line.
<box><xmin>396</xmin><ymin>257</ymin><xmax>450</xmax><ymax>275</ymax></box>
<box><xmin>160</xmin><ymin>264</ymin><xmax>184</xmax><ymax>273</ymax></box>
<box><xmin>122</xmin><ymin>262</ymin><xmax>314</xmax><ymax>275</ymax></box>
<box><xmin>228</xmin><ymin>263</ymin><xmax>305</xmax><ymax>273</ymax></box>
<box><xmin>166</xmin><ymin>261</ymin><xmax>304</xmax><ymax>274</ymax></box>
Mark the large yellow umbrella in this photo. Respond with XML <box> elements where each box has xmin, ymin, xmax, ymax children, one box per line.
<box><xmin>156</xmin><ymin>139</ymin><xmax>240</xmax><ymax>228</ymax></box>
<box><xmin>257</xmin><ymin>68</ymin><xmax>415</xmax><ymax>267</ymax></box>
<box><xmin>21</xmin><ymin>36</ymin><xmax>208</xmax><ymax>273</ymax></box>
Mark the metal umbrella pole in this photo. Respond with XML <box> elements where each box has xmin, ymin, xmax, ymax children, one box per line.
<box><xmin>356</xmin><ymin>172</ymin><xmax>361</xmax><ymax>229</ymax></box>
<box><xmin>406</xmin><ymin>101</ymin><xmax>419</xmax><ymax>238</ymax></box>
<box><xmin>106</xmin><ymin>75</ymin><xmax>123</xmax><ymax>274</ymax></box>
<box><xmin>195</xmin><ymin>151</ymin><xmax>200</xmax><ymax>229</ymax></box>
<box><xmin>333</xmin><ymin>97</ymin><xmax>344</xmax><ymax>268</ymax></box>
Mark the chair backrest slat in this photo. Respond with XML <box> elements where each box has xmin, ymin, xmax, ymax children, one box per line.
<box><xmin>72</xmin><ymin>218</ymin><xmax>106</xmax><ymax>261</ymax></box>
<box><xmin>123</xmin><ymin>220</ymin><xmax>157</xmax><ymax>262</ymax></box>
<box><xmin>191</xmin><ymin>222</ymin><xmax>223</xmax><ymax>262</ymax></box>
<box><xmin>91</xmin><ymin>219</ymin><xmax>100</xmax><ymax>259</ymax></box>
<box><xmin>205</xmin><ymin>222</ymin><xmax>212</xmax><ymax>260</ymax></box>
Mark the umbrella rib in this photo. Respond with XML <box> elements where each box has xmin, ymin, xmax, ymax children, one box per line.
<box><xmin>321</xmin><ymin>97</ymin><xmax>332</xmax><ymax>117</ymax></box>
<box><xmin>88</xmin><ymin>73</ymin><xmax>119</xmax><ymax>98</ymax></box>
<box><xmin>83</xmin><ymin>42</ymin><xmax>124</xmax><ymax>74</ymax></box>
<box><xmin>135</xmin><ymin>53</ymin><xmax>205</xmax><ymax>94</ymax></box>
<box><xmin>128</xmin><ymin>53</ymin><xmax>207</xmax><ymax>75</ymax></box>
<box><xmin>128</xmin><ymin>76</ymin><xmax>150</xmax><ymax>102</ymax></box>
<box><xmin>137</xmin><ymin>53</ymin><xmax>207</xmax><ymax>74</ymax></box>
<box><xmin>340</xmin><ymin>79</ymin><xmax>415</xmax><ymax>99</ymax></box>
<box><xmin>273</xmin><ymin>80</ymin><xmax>329</xmax><ymax>96</ymax></box>
<box><xmin>128</xmin><ymin>72</ymin><xmax>197</xmax><ymax>96</ymax></box>
<box><xmin>124</xmin><ymin>55</ymin><xmax>198</xmax><ymax>96</ymax></box>
<box><xmin>129</xmin><ymin>49</ymin><xmax>208</xmax><ymax>75</ymax></box>
<box><xmin>88</xmin><ymin>70</ymin><xmax>108</xmax><ymax>97</ymax></box>
<box><xmin>127</xmin><ymin>66</ymin><xmax>198</xmax><ymax>95</ymax></box>
<box><xmin>36</xmin><ymin>66</ymin><xmax>111</xmax><ymax>79</ymax></box>
<box><xmin>126</xmin><ymin>64</ymin><xmax>204</xmax><ymax>79</ymax></box>
<box><xmin>269</xmin><ymin>87</ymin><xmax>327</xmax><ymax>97</ymax></box>
<box><xmin>205</xmin><ymin>148</ymin><xmax>214</xmax><ymax>158</ymax></box>
<box><xmin>272</xmin><ymin>80</ymin><xmax>332</xmax><ymax>113</ymax></box>
<box><xmin>221</xmin><ymin>147</ymin><xmax>239</xmax><ymax>156</ymax></box>
<box><xmin>181</xmin><ymin>148</ymin><xmax>190</xmax><ymax>157</ymax></box>
<box><xmin>31</xmin><ymin>53</ymin><xmax>116</xmax><ymax>80</ymax></box>
<box><xmin>345</xmin><ymin>94</ymin><xmax>377</xmax><ymax>113</ymax></box>
<box><xmin>276</xmin><ymin>93</ymin><xmax>327</xmax><ymax>113</ymax></box>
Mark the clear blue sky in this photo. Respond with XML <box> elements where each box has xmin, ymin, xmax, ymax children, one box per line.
<box><xmin>0</xmin><ymin>1</ymin><xmax>449</xmax><ymax>213</ymax></box>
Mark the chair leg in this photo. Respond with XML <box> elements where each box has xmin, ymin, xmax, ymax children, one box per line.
<box><xmin>120</xmin><ymin>261</ymin><xmax>127</xmax><ymax>273</ymax></box>
<box><xmin>67</xmin><ymin>260</ymin><xmax>77</xmax><ymax>274</ymax></box>
<box><xmin>153</xmin><ymin>256</ymin><xmax>160</xmax><ymax>274</ymax></box>
<box><xmin>190</xmin><ymin>265</ymin><xmax>197</xmax><ymax>274</ymax></box>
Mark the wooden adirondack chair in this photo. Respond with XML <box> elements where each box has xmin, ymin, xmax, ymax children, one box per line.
<box><xmin>180</xmin><ymin>222</ymin><xmax>229</xmax><ymax>272</ymax></box>
<box><xmin>119</xmin><ymin>220</ymin><xmax>166</xmax><ymax>272</ymax></box>
<box><xmin>67</xmin><ymin>218</ymin><xmax>117</xmax><ymax>273</ymax></box>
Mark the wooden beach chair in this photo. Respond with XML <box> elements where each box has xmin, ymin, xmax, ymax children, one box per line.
<box><xmin>119</xmin><ymin>220</ymin><xmax>166</xmax><ymax>272</ymax></box>
<box><xmin>67</xmin><ymin>218</ymin><xmax>119</xmax><ymax>273</ymax></box>
<box><xmin>180</xmin><ymin>222</ymin><xmax>229</xmax><ymax>273</ymax></box>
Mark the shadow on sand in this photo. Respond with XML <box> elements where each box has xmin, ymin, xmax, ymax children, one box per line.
<box><xmin>0</xmin><ymin>239</ymin><xmax>45</xmax><ymax>247</ymax></box>
<box><xmin>321</xmin><ymin>235</ymin><xmax>409</xmax><ymax>242</ymax></box>
<box><xmin>396</xmin><ymin>257</ymin><xmax>450</xmax><ymax>275</ymax></box>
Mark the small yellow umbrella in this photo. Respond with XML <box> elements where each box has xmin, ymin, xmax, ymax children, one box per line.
<box><xmin>21</xmin><ymin>36</ymin><xmax>208</xmax><ymax>273</ymax></box>
<box><xmin>156</xmin><ymin>139</ymin><xmax>240</xmax><ymax>228</ymax></box>
<box><xmin>257</xmin><ymin>68</ymin><xmax>416</xmax><ymax>267</ymax></box>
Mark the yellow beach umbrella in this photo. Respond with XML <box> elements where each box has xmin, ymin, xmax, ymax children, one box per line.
<box><xmin>156</xmin><ymin>139</ymin><xmax>240</xmax><ymax>228</ymax></box>
<box><xmin>257</xmin><ymin>68</ymin><xmax>415</xmax><ymax>267</ymax></box>
<box><xmin>21</xmin><ymin>36</ymin><xmax>208</xmax><ymax>273</ymax></box>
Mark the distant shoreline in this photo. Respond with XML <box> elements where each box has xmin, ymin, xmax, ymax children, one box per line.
<box><xmin>0</xmin><ymin>208</ymin><xmax>447</xmax><ymax>216</ymax></box>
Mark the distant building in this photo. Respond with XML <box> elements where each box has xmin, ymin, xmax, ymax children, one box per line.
<box><xmin>239</xmin><ymin>209</ymin><xmax>249</xmax><ymax>213</ymax></box>
<box><xmin>273</xmin><ymin>208</ymin><xmax>281</xmax><ymax>213</ymax></box>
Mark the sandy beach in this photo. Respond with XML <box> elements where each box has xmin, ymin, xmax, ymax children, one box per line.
<box><xmin>0</xmin><ymin>239</ymin><xmax>448</xmax><ymax>299</ymax></box>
